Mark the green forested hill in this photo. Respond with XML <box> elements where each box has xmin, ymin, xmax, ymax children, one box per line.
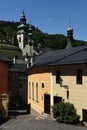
<box><xmin>0</xmin><ymin>20</ymin><xmax>87</xmax><ymax>50</ymax></box>
<box><xmin>0</xmin><ymin>21</ymin><xmax>19</xmax><ymax>37</ymax></box>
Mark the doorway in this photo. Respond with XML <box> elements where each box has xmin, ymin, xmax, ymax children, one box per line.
<box><xmin>44</xmin><ymin>94</ymin><xmax>50</xmax><ymax>114</ymax></box>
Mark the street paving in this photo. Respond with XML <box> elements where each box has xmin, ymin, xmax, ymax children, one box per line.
<box><xmin>0</xmin><ymin>110</ymin><xmax>87</xmax><ymax>130</ymax></box>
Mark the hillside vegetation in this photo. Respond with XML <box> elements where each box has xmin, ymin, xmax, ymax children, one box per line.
<box><xmin>0</xmin><ymin>20</ymin><xmax>87</xmax><ymax>50</ymax></box>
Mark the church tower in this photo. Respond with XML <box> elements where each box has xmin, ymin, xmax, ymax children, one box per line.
<box><xmin>66</xmin><ymin>25</ymin><xmax>74</xmax><ymax>49</ymax></box>
<box><xmin>17</xmin><ymin>11</ymin><xmax>39</xmax><ymax>66</ymax></box>
<box><xmin>17</xmin><ymin>11</ymin><xmax>28</xmax><ymax>50</ymax></box>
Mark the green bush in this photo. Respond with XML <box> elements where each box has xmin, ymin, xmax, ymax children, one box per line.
<box><xmin>52</xmin><ymin>102</ymin><xmax>80</xmax><ymax>124</ymax></box>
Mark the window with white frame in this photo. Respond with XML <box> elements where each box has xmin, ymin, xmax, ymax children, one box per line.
<box><xmin>29</xmin><ymin>82</ymin><xmax>31</xmax><ymax>98</ymax></box>
<box><xmin>32</xmin><ymin>82</ymin><xmax>34</xmax><ymax>100</ymax></box>
<box><xmin>41</xmin><ymin>82</ymin><xmax>45</xmax><ymax>89</ymax></box>
<box><xmin>36</xmin><ymin>83</ymin><xmax>38</xmax><ymax>102</ymax></box>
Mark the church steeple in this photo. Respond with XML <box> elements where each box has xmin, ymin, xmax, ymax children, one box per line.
<box><xmin>20</xmin><ymin>11</ymin><xmax>26</xmax><ymax>25</ymax></box>
<box><xmin>66</xmin><ymin>24</ymin><xmax>74</xmax><ymax>49</ymax></box>
<box><xmin>28</xmin><ymin>22</ymin><xmax>33</xmax><ymax>42</ymax></box>
<box><xmin>17</xmin><ymin>11</ymin><xmax>39</xmax><ymax>66</ymax></box>
<box><xmin>17</xmin><ymin>11</ymin><xmax>28</xmax><ymax>50</ymax></box>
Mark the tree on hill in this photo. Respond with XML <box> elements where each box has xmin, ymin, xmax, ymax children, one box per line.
<box><xmin>0</xmin><ymin>20</ymin><xmax>87</xmax><ymax>49</ymax></box>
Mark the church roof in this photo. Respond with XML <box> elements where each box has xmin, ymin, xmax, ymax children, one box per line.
<box><xmin>29</xmin><ymin>45</ymin><xmax>87</xmax><ymax>68</ymax></box>
<box><xmin>0</xmin><ymin>52</ymin><xmax>12</xmax><ymax>62</ymax></box>
<box><xmin>67</xmin><ymin>26</ymin><xmax>73</xmax><ymax>31</ymax></box>
<box><xmin>0</xmin><ymin>43</ymin><xmax>22</xmax><ymax>52</ymax></box>
<box><xmin>20</xmin><ymin>11</ymin><xmax>26</xmax><ymax>25</ymax></box>
<box><xmin>17</xmin><ymin>23</ymin><xmax>28</xmax><ymax>29</ymax></box>
<box><xmin>0</xmin><ymin>43</ymin><xmax>22</xmax><ymax>59</ymax></box>
<box><xmin>17</xmin><ymin>29</ymin><xmax>26</xmax><ymax>34</ymax></box>
<box><xmin>20</xmin><ymin>11</ymin><xmax>26</xmax><ymax>20</ymax></box>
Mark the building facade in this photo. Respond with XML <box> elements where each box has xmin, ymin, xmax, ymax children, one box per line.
<box><xmin>28</xmin><ymin>45</ymin><xmax>87</xmax><ymax>121</ymax></box>
<box><xmin>0</xmin><ymin>54</ymin><xmax>11</xmax><ymax>115</ymax></box>
<box><xmin>8</xmin><ymin>59</ymin><xmax>27</xmax><ymax>109</ymax></box>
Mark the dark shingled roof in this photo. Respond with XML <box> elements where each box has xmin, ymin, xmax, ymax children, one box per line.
<box><xmin>0</xmin><ymin>53</ymin><xmax>12</xmax><ymax>62</ymax></box>
<box><xmin>10</xmin><ymin>59</ymin><xmax>27</xmax><ymax>72</ymax></box>
<box><xmin>30</xmin><ymin>45</ymin><xmax>87</xmax><ymax>68</ymax></box>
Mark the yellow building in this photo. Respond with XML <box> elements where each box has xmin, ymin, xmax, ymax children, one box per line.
<box><xmin>28</xmin><ymin>45</ymin><xmax>87</xmax><ymax>122</ymax></box>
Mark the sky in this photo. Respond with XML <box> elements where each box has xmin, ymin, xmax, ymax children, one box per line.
<box><xmin>0</xmin><ymin>0</ymin><xmax>87</xmax><ymax>41</ymax></box>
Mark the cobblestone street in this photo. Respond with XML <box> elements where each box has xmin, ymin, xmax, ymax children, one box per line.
<box><xmin>0</xmin><ymin>110</ymin><xmax>87</xmax><ymax>130</ymax></box>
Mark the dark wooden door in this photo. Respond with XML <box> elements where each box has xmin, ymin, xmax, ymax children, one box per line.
<box><xmin>82</xmin><ymin>109</ymin><xmax>87</xmax><ymax>122</ymax></box>
<box><xmin>44</xmin><ymin>94</ymin><xmax>50</xmax><ymax>114</ymax></box>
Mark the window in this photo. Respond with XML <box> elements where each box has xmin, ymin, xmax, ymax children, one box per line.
<box><xmin>19</xmin><ymin>37</ymin><xmax>21</xmax><ymax>42</ymax></box>
<box><xmin>36</xmin><ymin>83</ymin><xmax>38</xmax><ymax>102</ymax></box>
<box><xmin>29</xmin><ymin>82</ymin><xmax>31</xmax><ymax>98</ymax></box>
<box><xmin>76</xmin><ymin>69</ymin><xmax>82</xmax><ymax>84</ymax></box>
<box><xmin>56</xmin><ymin>71</ymin><xmax>60</xmax><ymax>84</ymax></box>
<box><xmin>42</xmin><ymin>82</ymin><xmax>45</xmax><ymax>89</ymax></box>
<box><xmin>20</xmin><ymin>84</ymin><xmax>22</xmax><ymax>89</ymax></box>
<box><xmin>32</xmin><ymin>82</ymin><xmax>34</xmax><ymax>100</ymax></box>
